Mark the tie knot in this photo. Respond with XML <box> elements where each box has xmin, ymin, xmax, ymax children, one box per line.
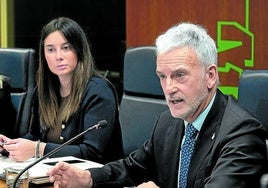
<box><xmin>185</xmin><ymin>124</ymin><xmax>198</xmax><ymax>139</ymax></box>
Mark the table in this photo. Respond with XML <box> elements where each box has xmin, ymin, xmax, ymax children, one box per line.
<box><xmin>0</xmin><ymin>156</ymin><xmax>103</xmax><ymax>188</ymax></box>
<box><xmin>0</xmin><ymin>179</ymin><xmax>7</xmax><ymax>188</ymax></box>
<box><xmin>0</xmin><ymin>179</ymin><xmax>53</xmax><ymax>188</ymax></box>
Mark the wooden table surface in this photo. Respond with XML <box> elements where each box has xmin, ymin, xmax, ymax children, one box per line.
<box><xmin>0</xmin><ymin>179</ymin><xmax>7</xmax><ymax>188</ymax></box>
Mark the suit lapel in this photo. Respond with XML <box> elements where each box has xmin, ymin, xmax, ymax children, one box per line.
<box><xmin>187</xmin><ymin>90</ymin><xmax>228</xmax><ymax>185</ymax></box>
<box><xmin>160</xmin><ymin>119</ymin><xmax>184</xmax><ymax>187</ymax></box>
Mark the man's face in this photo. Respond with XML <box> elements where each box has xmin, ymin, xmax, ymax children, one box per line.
<box><xmin>156</xmin><ymin>47</ymin><xmax>212</xmax><ymax>122</ymax></box>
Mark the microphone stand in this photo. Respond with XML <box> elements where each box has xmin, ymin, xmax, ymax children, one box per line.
<box><xmin>12</xmin><ymin>120</ymin><xmax>107</xmax><ymax>188</ymax></box>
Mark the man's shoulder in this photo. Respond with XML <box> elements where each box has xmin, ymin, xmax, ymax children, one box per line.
<box><xmin>157</xmin><ymin>110</ymin><xmax>181</xmax><ymax>127</ymax></box>
<box><xmin>225</xmin><ymin>95</ymin><xmax>256</xmax><ymax>120</ymax></box>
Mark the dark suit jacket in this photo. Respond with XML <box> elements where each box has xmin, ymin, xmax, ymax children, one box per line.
<box><xmin>90</xmin><ymin>89</ymin><xmax>267</xmax><ymax>187</ymax></box>
<box><xmin>24</xmin><ymin>77</ymin><xmax>123</xmax><ymax>163</ymax></box>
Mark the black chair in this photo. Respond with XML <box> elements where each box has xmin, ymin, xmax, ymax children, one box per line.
<box><xmin>119</xmin><ymin>46</ymin><xmax>168</xmax><ymax>157</ymax></box>
<box><xmin>238</xmin><ymin>70</ymin><xmax>268</xmax><ymax>185</ymax></box>
<box><xmin>237</xmin><ymin>70</ymin><xmax>268</xmax><ymax>138</ymax></box>
<box><xmin>0</xmin><ymin>48</ymin><xmax>37</xmax><ymax>137</ymax></box>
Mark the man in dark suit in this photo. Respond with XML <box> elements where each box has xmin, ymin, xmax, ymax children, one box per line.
<box><xmin>47</xmin><ymin>22</ymin><xmax>267</xmax><ymax>188</ymax></box>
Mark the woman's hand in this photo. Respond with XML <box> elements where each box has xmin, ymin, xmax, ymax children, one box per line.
<box><xmin>3</xmin><ymin>138</ymin><xmax>36</xmax><ymax>161</ymax></box>
<box><xmin>0</xmin><ymin>134</ymin><xmax>11</xmax><ymax>152</ymax></box>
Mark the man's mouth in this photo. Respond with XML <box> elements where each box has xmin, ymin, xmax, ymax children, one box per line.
<box><xmin>169</xmin><ymin>98</ymin><xmax>183</xmax><ymax>104</ymax></box>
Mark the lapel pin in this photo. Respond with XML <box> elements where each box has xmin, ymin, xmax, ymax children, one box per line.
<box><xmin>211</xmin><ymin>133</ymin><xmax>215</xmax><ymax>140</ymax></box>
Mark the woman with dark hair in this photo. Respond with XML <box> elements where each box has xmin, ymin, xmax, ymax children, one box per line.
<box><xmin>0</xmin><ymin>17</ymin><xmax>123</xmax><ymax>163</ymax></box>
<box><xmin>0</xmin><ymin>75</ymin><xmax>16</xmax><ymax>138</ymax></box>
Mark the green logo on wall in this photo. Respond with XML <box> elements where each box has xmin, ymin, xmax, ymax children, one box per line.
<box><xmin>217</xmin><ymin>0</ymin><xmax>254</xmax><ymax>99</ymax></box>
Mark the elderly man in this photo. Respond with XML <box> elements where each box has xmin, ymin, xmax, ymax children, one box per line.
<box><xmin>47</xmin><ymin>22</ymin><xmax>267</xmax><ymax>188</ymax></box>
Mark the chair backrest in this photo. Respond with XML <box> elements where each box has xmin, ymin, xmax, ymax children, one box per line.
<box><xmin>237</xmin><ymin>70</ymin><xmax>268</xmax><ymax>138</ymax></box>
<box><xmin>119</xmin><ymin>46</ymin><xmax>168</xmax><ymax>156</ymax></box>
<box><xmin>0</xmin><ymin>48</ymin><xmax>37</xmax><ymax>137</ymax></box>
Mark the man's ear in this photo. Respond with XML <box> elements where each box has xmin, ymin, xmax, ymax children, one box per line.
<box><xmin>207</xmin><ymin>65</ymin><xmax>218</xmax><ymax>89</ymax></box>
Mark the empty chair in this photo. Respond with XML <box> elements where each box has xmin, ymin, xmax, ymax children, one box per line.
<box><xmin>237</xmin><ymin>69</ymin><xmax>268</xmax><ymax>138</ymax></box>
<box><xmin>0</xmin><ymin>48</ymin><xmax>37</xmax><ymax>137</ymax></box>
<box><xmin>119</xmin><ymin>46</ymin><xmax>168</xmax><ymax>157</ymax></box>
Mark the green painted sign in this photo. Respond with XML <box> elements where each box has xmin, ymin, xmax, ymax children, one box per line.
<box><xmin>217</xmin><ymin>0</ymin><xmax>254</xmax><ymax>98</ymax></box>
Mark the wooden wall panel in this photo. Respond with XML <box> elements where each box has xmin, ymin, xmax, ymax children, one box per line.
<box><xmin>126</xmin><ymin>0</ymin><xmax>268</xmax><ymax>98</ymax></box>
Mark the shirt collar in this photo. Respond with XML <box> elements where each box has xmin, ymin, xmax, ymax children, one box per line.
<box><xmin>184</xmin><ymin>93</ymin><xmax>216</xmax><ymax>132</ymax></box>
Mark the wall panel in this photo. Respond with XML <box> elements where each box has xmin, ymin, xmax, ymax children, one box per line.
<box><xmin>126</xmin><ymin>0</ymin><xmax>268</xmax><ymax>98</ymax></box>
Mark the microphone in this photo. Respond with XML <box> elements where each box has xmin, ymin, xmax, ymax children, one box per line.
<box><xmin>12</xmin><ymin>120</ymin><xmax>107</xmax><ymax>188</ymax></box>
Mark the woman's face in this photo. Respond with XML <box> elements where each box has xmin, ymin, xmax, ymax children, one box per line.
<box><xmin>44</xmin><ymin>31</ymin><xmax>78</xmax><ymax>80</ymax></box>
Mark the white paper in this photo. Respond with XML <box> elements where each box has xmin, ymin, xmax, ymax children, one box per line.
<box><xmin>0</xmin><ymin>156</ymin><xmax>103</xmax><ymax>184</ymax></box>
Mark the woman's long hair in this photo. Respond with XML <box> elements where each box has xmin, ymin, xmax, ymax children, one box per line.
<box><xmin>38</xmin><ymin>17</ymin><xmax>98</xmax><ymax>129</ymax></box>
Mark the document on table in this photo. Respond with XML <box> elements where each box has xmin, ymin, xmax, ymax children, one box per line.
<box><xmin>0</xmin><ymin>156</ymin><xmax>103</xmax><ymax>184</ymax></box>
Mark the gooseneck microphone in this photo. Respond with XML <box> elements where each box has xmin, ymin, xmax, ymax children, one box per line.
<box><xmin>12</xmin><ymin>120</ymin><xmax>107</xmax><ymax>188</ymax></box>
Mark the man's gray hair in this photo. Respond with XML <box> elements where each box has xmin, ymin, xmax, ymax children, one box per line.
<box><xmin>155</xmin><ymin>22</ymin><xmax>218</xmax><ymax>67</ymax></box>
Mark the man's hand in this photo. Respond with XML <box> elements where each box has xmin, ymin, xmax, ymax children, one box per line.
<box><xmin>137</xmin><ymin>181</ymin><xmax>159</xmax><ymax>188</ymax></box>
<box><xmin>47</xmin><ymin>161</ymin><xmax>93</xmax><ymax>188</ymax></box>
